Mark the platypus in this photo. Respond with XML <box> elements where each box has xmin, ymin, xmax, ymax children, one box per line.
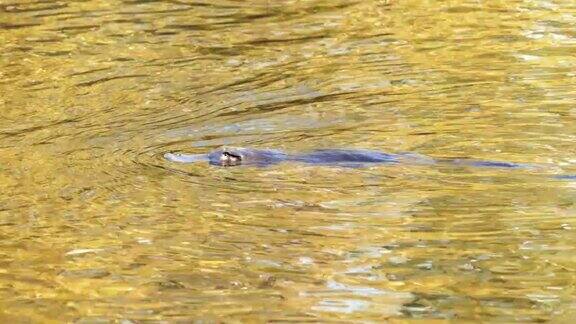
<box><xmin>164</xmin><ymin>147</ymin><xmax>525</xmax><ymax>169</ymax></box>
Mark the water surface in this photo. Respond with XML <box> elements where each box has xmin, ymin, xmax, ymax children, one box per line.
<box><xmin>1</xmin><ymin>0</ymin><xmax>576</xmax><ymax>322</ymax></box>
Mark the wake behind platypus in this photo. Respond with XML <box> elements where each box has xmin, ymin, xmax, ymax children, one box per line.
<box><xmin>164</xmin><ymin>147</ymin><xmax>527</xmax><ymax>169</ymax></box>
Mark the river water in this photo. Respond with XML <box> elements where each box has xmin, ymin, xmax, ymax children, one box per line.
<box><xmin>1</xmin><ymin>0</ymin><xmax>576</xmax><ymax>322</ymax></box>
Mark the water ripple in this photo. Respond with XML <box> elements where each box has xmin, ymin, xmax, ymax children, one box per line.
<box><xmin>1</xmin><ymin>0</ymin><xmax>576</xmax><ymax>322</ymax></box>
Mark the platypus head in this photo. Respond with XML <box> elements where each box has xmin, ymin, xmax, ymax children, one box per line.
<box><xmin>207</xmin><ymin>147</ymin><xmax>287</xmax><ymax>167</ymax></box>
<box><xmin>208</xmin><ymin>147</ymin><xmax>247</xmax><ymax>167</ymax></box>
<box><xmin>219</xmin><ymin>150</ymin><xmax>243</xmax><ymax>166</ymax></box>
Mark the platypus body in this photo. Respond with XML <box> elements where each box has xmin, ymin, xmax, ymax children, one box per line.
<box><xmin>164</xmin><ymin>147</ymin><xmax>524</xmax><ymax>169</ymax></box>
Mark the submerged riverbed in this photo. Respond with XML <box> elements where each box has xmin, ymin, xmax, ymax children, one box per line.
<box><xmin>1</xmin><ymin>0</ymin><xmax>575</xmax><ymax>322</ymax></box>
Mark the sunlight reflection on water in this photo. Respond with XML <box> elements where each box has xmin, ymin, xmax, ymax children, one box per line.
<box><xmin>0</xmin><ymin>0</ymin><xmax>575</xmax><ymax>322</ymax></box>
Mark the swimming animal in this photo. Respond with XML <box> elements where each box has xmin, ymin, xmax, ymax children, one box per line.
<box><xmin>164</xmin><ymin>147</ymin><xmax>526</xmax><ymax>169</ymax></box>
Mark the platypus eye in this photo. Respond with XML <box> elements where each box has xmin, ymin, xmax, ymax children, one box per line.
<box><xmin>220</xmin><ymin>151</ymin><xmax>242</xmax><ymax>166</ymax></box>
<box><xmin>223</xmin><ymin>152</ymin><xmax>241</xmax><ymax>160</ymax></box>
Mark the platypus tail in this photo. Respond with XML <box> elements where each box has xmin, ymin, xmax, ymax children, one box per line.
<box><xmin>554</xmin><ymin>175</ymin><xmax>576</xmax><ymax>180</ymax></box>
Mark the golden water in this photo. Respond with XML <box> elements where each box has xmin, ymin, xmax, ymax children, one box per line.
<box><xmin>1</xmin><ymin>0</ymin><xmax>575</xmax><ymax>322</ymax></box>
